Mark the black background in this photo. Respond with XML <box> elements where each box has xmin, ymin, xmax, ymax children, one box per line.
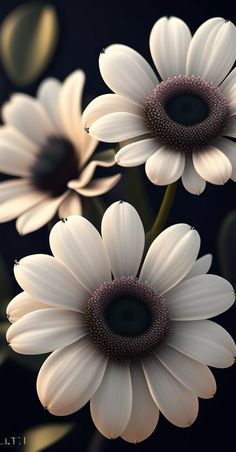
<box><xmin>0</xmin><ymin>0</ymin><xmax>235</xmax><ymax>450</ymax></box>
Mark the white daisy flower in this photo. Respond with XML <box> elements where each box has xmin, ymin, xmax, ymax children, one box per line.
<box><xmin>82</xmin><ymin>17</ymin><xmax>236</xmax><ymax>195</ymax></box>
<box><xmin>0</xmin><ymin>70</ymin><xmax>121</xmax><ymax>234</ymax></box>
<box><xmin>6</xmin><ymin>201</ymin><xmax>235</xmax><ymax>443</ymax></box>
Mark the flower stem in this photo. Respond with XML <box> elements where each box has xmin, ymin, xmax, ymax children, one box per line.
<box><xmin>151</xmin><ymin>182</ymin><xmax>177</xmax><ymax>241</ymax></box>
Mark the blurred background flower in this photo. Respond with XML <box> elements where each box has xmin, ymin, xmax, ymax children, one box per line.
<box><xmin>0</xmin><ymin>1</ymin><xmax>235</xmax><ymax>452</ymax></box>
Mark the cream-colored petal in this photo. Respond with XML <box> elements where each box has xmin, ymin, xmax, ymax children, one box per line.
<box><xmin>182</xmin><ymin>156</ymin><xmax>206</xmax><ymax>195</ymax></box>
<box><xmin>16</xmin><ymin>193</ymin><xmax>67</xmax><ymax>235</ymax></box>
<box><xmin>187</xmin><ymin>18</ymin><xmax>236</xmax><ymax>86</ymax></box>
<box><xmin>37</xmin><ymin>338</ymin><xmax>107</xmax><ymax>415</ymax></box>
<box><xmin>219</xmin><ymin>67</ymin><xmax>236</xmax><ymax>103</ymax></box>
<box><xmin>121</xmin><ymin>363</ymin><xmax>159</xmax><ymax>443</ymax></box>
<box><xmin>155</xmin><ymin>344</ymin><xmax>216</xmax><ymax>399</ymax></box>
<box><xmin>0</xmin><ymin>178</ymin><xmax>31</xmax><ymax>203</ymax></box>
<box><xmin>91</xmin><ymin>361</ymin><xmax>132</xmax><ymax>439</ymax></box>
<box><xmin>145</xmin><ymin>146</ymin><xmax>185</xmax><ymax>185</ymax></box>
<box><xmin>49</xmin><ymin>216</ymin><xmax>111</xmax><ymax>292</ymax></box>
<box><xmin>165</xmin><ymin>274</ymin><xmax>234</xmax><ymax>320</ymax></box>
<box><xmin>116</xmin><ymin>138</ymin><xmax>160</xmax><ymax>167</ymax></box>
<box><xmin>214</xmin><ymin>137</ymin><xmax>236</xmax><ymax>181</ymax></box>
<box><xmin>0</xmin><ymin>189</ymin><xmax>47</xmax><ymax>222</ymax></box>
<box><xmin>101</xmin><ymin>201</ymin><xmax>145</xmax><ymax>278</ymax></box>
<box><xmin>150</xmin><ymin>16</ymin><xmax>192</xmax><ymax>80</ymax></box>
<box><xmin>3</xmin><ymin>94</ymin><xmax>54</xmax><ymax>145</ymax></box>
<box><xmin>37</xmin><ymin>78</ymin><xmax>63</xmax><ymax>132</ymax></box>
<box><xmin>184</xmin><ymin>254</ymin><xmax>212</xmax><ymax>280</ymax></box>
<box><xmin>7</xmin><ymin>291</ymin><xmax>52</xmax><ymax>323</ymax></box>
<box><xmin>193</xmin><ymin>146</ymin><xmax>232</xmax><ymax>185</ymax></box>
<box><xmin>104</xmin><ymin>44</ymin><xmax>158</xmax><ymax>85</ymax></box>
<box><xmin>58</xmin><ymin>192</ymin><xmax>82</xmax><ymax>217</ymax></box>
<box><xmin>165</xmin><ymin>320</ymin><xmax>236</xmax><ymax>368</ymax></box>
<box><xmin>70</xmin><ymin>174</ymin><xmax>121</xmax><ymax>197</ymax></box>
<box><xmin>89</xmin><ymin>112</ymin><xmax>148</xmax><ymax>143</ymax></box>
<box><xmin>224</xmin><ymin>115</ymin><xmax>236</xmax><ymax>138</ymax></box>
<box><xmin>70</xmin><ymin>150</ymin><xmax>117</xmax><ymax>190</ymax></box>
<box><xmin>140</xmin><ymin>224</ymin><xmax>200</xmax><ymax>294</ymax></box>
<box><xmin>82</xmin><ymin>94</ymin><xmax>142</xmax><ymax>128</ymax></box>
<box><xmin>0</xmin><ymin>126</ymin><xmax>38</xmax><ymax>177</ymax></box>
<box><xmin>143</xmin><ymin>355</ymin><xmax>199</xmax><ymax>427</ymax></box>
<box><xmin>99</xmin><ymin>47</ymin><xmax>157</xmax><ymax>106</ymax></box>
<box><xmin>14</xmin><ymin>254</ymin><xmax>90</xmax><ymax>312</ymax></box>
<box><xmin>7</xmin><ymin>308</ymin><xmax>86</xmax><ymax>354</ymax></box>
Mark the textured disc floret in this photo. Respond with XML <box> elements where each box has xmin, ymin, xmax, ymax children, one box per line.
<box><xmin>84</xmin><ymin>276</ymin><xmax>171</xmax><ymax>361</ymax></box>
<box><xmin>143</xmin><ymin>75</ymin><xmax>230</xmax><ymax>152</ymax></box>
<box><xmin>31</xmin><ymin>137</ymin><xmax>79</xmax><ymax>196</ymax></box>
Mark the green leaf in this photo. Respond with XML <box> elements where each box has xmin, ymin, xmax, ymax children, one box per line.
<box><xmin>218</xmin><ymin>210</ymin><xmax>236</xmax><ymax>287</ymax></box>
<box><xmin>24</xmin><ymin>423</ymin><xmax>75</xmax><ymax>452</ymax></box>
<box><xmin>0</xmin><ymin>2</ymin><xmax>59</xmax><ymax>86</ymax></box>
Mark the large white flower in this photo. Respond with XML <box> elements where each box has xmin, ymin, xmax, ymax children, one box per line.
<box><xmin>82</xmin><ymin>17</ymin><xmax>236</xmax><ymax>194</ymax></box>
<box><xmin>0</xmin><ymin>70</ymin><xmax>121</xmax><ymax>234</ymax></box>
<box><xmin>6</xmin><ymin>202</ymin><xmax>235</xmax><ymax>443</ymax></box>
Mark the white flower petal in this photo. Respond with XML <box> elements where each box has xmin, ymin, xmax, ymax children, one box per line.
<box><xmin>150</xmin><ymin>16</ymin><xmax>192</xmax><ymax>80</ymax></box>
<box><xmin>0</xmin><ymin>125</ymin><xmax>38</xmax><ymax>154</ymax></box>
<box><xmin>37</xmin><ymin>338</ymin><xmax>107</xmax><ymax>416</ymax></box>
<box><xmin>187</xmin><ymin>18</ymin><xmax>236</xmax><ymax>86</ymax></box>
<box><xmin>0</xmin><ymin>179</ymin><xmax>32</xmax><ymax>203</ymax></box>
<box><xmin>121</xmin><ymin>364</ymin><xmax>159</xmax><ymax>443</ymax></box>
<box><xmin>82</xmin><ymin>94</ymin><xmax>142</xmax><ymax>128</ymax></box>
<box><xmin>116</xmin><ymin>138</ymin><xmax>159</xmax><ymax>167</ymax></box>
<box><xmin>6</xmin><ymin>291</ymin><xmax>52</xmax><ymax>323</ymax></box>
<box><xmin>69</xmin><ymin>151</ymin><xmax>117</xmax><ymax>190</ymax></box>
<box><xmin>105</xmin><ymin>44</ymin><xmax>158</xmax><ymax>85</ymax></box>
<box><xmin>182</xmin><ymin>156</ymin><xmax>206</xmax><ymax>195</ymax></box>
<box><xmin>155</xmin><ymin>344</ymin><xmax>216</xmax><ymax>399</ymax></box>
<box><xmin>145</xmin><ymin>146</ymin><xmax>185</xmax><ymax>185</ymax></box>
<box><xmin>165</xmin><ymin>274</ymin><xmax>234</xmax><ymax>320</ymax></box>
<box><xmin>59</xmin><ymin>71</ymin><xmax>84</xmax><ymax>149</ymax></box>
<box><xmin>193</xmin><ymin>146</ymin><xmax>232</xmax><ymax>185</ymax></box>
<box><xmin>91</xmin><ymin>361</ymin><xmax>132</xmax><ymax>439</ymax></box>
<box><xmin>224</xmin><ymin>115</ymin><xmax>236</xmax><ymax>138</ymax></box>
<box><xmin>7</xmin><ymin>308</ymin><xmax>86</xmax><ymax>354</ymax></box>
<box><xmin>99</xmin><ymin>49</ymin><xmax>156</xmax><ymax>106</ymax></box>
<box><xmin>101</xmin><ymin>201</ymin><xmax>145</xmax><ymax>278</ymax></box>
<box><xmin>0</xmin><ymin>189</ymin><xmax>47</xmax><ymax>222</ymax></box>
<box><xmin>215</xmin><ymin>137</ymin><xmax>236</xmax><ymax>181</ymax></box>
<box><xmin>14</xmin><ymin>254</ymin><xmax>89</xmax><ymax>312</ymax></box>
<box><xmin>165</xmin><ymin>320</ymin><xmax>236</xmax><ymax>368</ymax></box>
<box><xmin>37</xmin><ymin>78</ymin><xmax>63</xmax><ymax>132</ymax></box>
<box><xmin>3</xmin><ymin>94</ymin><xmax>54</xmax><ymax>146</ymax></box>
<box><xmin>184</xmin><ymin>254</ymin><xmax>212</xmax><ymax>280</ymax></box>
<box><xmin>220</xmin><ymin>68</ymin><xmax>236</xmax><ymax>97</ymax></box>
<box><xmin>16</xmin><ymin>193</ymin><xmax>67</xmax><ymax>235</ymax></box>
<box><xmin>0</xmin><ymin>127</ymin><xmax>38</xmax><ymax>177</ymax></box>
<box><xmin>58</xmin><ymin>192</ymin><xmax>82</xmax><ymax>217</ymax></box>
<box><xmin>70</xmin><ymin>175</ymin><xmax>121</xmax><ymax>197</ymax></box>
<box><xmin>49</xmin><ymin>216</ymin><xmax>111</xmax><ymax>292</ymax></box>
<box><xmin>140</xmin><ymin>224</ymin><xmax>200</xmax><ymax>295</ymax></box>
<box><xmin>143</xmin><ymin>355</ymin><xmax>199</xmax><ymax>427</ymax></box>
<box><xmin>89</xmin><ymin>112</ymin><xmax>148</xmax><ymax>143</ymax></box>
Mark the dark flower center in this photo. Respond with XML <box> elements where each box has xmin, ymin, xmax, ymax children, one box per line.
<box><xmin>31</xmin><ymin>137</ymin><xmax>79</xmax><ymax>197</ymax></box>
<box><xmin>84</xmin><ymin>276</ymin><xmax>170</xmax><ymax>362</ymax></box>
<box><xmin>143</xmin><ymin>75</ymin><xmax>230</xmax><ymax>152</ymax></box>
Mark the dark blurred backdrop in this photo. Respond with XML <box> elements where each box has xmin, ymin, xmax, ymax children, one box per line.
<box><xmin>0</xmin><ymin>1</ymin><xmax>235</xmax><ymax>451</ymax></box>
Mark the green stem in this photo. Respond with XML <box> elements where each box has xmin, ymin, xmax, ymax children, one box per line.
<box><xmin>151</xmin><ymin>182</ymin><xmax>177</xmax><ymax>241</ymax></box>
